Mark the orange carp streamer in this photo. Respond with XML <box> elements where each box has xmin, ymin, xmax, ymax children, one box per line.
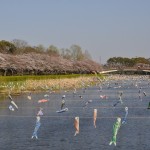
<box><xmin>74</xmin><ymin>117</ymin><xmax>79</xmax><ymax>136</ymax></box>
<box><xmin>93</xmin><ymin>109</ymin><xmax>97</xmax><ymax>128</ymax></box>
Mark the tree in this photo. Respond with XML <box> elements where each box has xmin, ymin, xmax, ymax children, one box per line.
<box><xmin>147</xmin><ymin>58</ymin><xmax>150</xmax><ymax>64</ymax></box>
<box><xmin>106</xmin><ymin>56</ymin><xmax>149</xmax><ymax>68</ymax></box>
<box><xmin>12</xmin><ymin>39</ymin><xmax>28</xmax><ymax>49</ymax></box>
<box><xmin>22</xmin><ymin>46</ymin><xmax>37</xmax><ymax>53</ymax></box>
<box><xmin>46</xmin><ymin>45</ymin><xmax>59</xmax><ymax>56</ymax></box>
<box><xmin>34</xmin><ymin>44</ymin><xmax>46</xmax><ymax>53</ymax></box>
<box><xmin>70</xmin><ymin>44</ymin><xmax>84</xmax><ymax>61</ymax></box>
<box><xmin>0</xmin><ymin>40</ymin><xmax>16</xmax><ymax>54</ymax></box>
<box><xmin>84</xmin><ymin>50</ymin><xmax>92</xmax><ymax>60</ymax></box>
<box><xmin>132</xmin><ymin>57</ymin><xmax>150</xmax><ymax>64</ymax></box>
<box><xmin>60</xmin><ymin>48</ymin><xmax>72</xmax><ymax>59</ymax></box>
<box><xmin>107</xmin><ymin>57</ymin><xmax>117</xmax><ymax>67</ymax></box>
<box><xmin>11</xmin><ymin>39</ymin><xmax>28</xmax><ymax>54</ymax></box>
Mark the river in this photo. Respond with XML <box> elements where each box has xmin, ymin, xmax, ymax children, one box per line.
<box><xmin>0</xmin><ymin>75</ymin><xmax>150</xmax><ymax>150</ymax></box>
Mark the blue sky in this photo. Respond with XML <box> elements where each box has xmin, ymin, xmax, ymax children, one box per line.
<box><xmin>0</xmin><ymin>0</ymin><xmax>150</xmax><ymax>64</ymax></box>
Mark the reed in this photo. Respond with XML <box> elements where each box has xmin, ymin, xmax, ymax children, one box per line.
<box><xmin>0</xmin><ymin>74</ymin><xmax>104</xmax><ymax>95</ymax></box>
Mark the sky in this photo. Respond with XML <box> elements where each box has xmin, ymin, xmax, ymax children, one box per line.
<box><xmin>0</xmin><ymin>0</ymin><xmax>150</xmax><ymax>64</ymax></box>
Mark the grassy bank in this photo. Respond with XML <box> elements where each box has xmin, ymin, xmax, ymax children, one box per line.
<box><xmin>0</xmin><ymin>74</ymin><xmax>104</xmax><ymax>95</ymax></box>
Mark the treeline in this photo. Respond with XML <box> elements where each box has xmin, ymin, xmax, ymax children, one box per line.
<box><xmin>106</xmin><ymin>57</ymin><xmax>150</xmax><ymax>68</ymax></box>
<box><xmin>0</xmin><ymin>39</ymin><xmax>92</xmax><ymax>61</ymax></box>
<box><xmin>0</xmin><ymin>39</ymin><xmax>102</xmax><ymax>76</ymax></box>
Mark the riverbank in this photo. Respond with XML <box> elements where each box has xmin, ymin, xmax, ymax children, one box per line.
<box><xmin>1</xmin><ymin>74</ymin><xmax>149</xmax><ymax>96</ymax></box>
<box><xmin>0</xmin><ymin>74</ymin><xmax>104</xmax><ymax>95</ymax></box>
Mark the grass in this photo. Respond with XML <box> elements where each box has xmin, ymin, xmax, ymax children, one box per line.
<box><xmin>0</xmin><ymin>74</ymin><xmax>105</xmax><ymax>95</ymax></box>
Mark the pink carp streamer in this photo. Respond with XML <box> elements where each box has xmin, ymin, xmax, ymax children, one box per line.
<box><xmin>100</xmin><ymin>95</ymin><xmax>108</xmax><ymax>99</ymax></box>
<box><xmin>93</xmin><ymin>109</ymin><xmax>97</xmax><ymax>128</ymax></box>
<box><xmin>38</xmin><ymin>99</ymin><xmax>48</xmax><ymax>103</ymax></box>
<box><xmin>74</xmin><ymin>117</ymin><xmax>79</xmax><ymax>136</ymax></box>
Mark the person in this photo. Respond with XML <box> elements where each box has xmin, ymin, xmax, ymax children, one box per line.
<box><xmin>122</xmin><ymin>107</ymin><xmax>128</xmax><ymax>124</ymax></box>
<box><xmin>74</xmin><ymin>117</ymin><xmax>79</xmax><ymax>136</ymax></box>
<box><xmin>109</xmin><ymin>117</ymin><xmax>121</xmax><ymax>146</ymax></box>
<box><xmin>31</xmin><ymin>115</ymin><xmax>41</xmax><ymax>139</ymax></box>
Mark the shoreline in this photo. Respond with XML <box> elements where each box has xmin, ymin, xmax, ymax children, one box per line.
<box><xmin>0</xmin><ymin>74</ymin><xmax>149</xmax><ymax>96</ymax></box>
<box><xmin>0</xmin><ymin>75</ymin><xmax>104</xmax><ymax>96</ymax></box>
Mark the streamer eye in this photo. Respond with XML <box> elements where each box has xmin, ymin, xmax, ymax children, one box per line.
<box><xmin>125</xmin><ymin>107</ymin><xmax>128</xmax><ymax>111</ymax></box>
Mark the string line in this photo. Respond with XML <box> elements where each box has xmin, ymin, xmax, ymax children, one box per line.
<box><xmin>0</xmin><ymin>115</ymin><xmax>150</xmax><ymax>119</ymax></box>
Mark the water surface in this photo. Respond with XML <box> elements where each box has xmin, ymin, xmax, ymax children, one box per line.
<box><xmin>0</xmin><ymin>76</ymin><xmax>150</xmax><ymax>150</ymax></box>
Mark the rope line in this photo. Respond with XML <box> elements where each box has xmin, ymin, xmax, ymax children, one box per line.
<box><xmin>0</xmin><ymin>106</ymin><xmax>149</xmax><ymax>109</ymax></box>
<box><xmin>0</xmin><ymin>115</ymin><xmax>150</xmax><ymax>119</ymax></box>
<box><xmin>1</xmin><ymin>98</ymin><xmax>148</xmax><ymax>104</ymax></box>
